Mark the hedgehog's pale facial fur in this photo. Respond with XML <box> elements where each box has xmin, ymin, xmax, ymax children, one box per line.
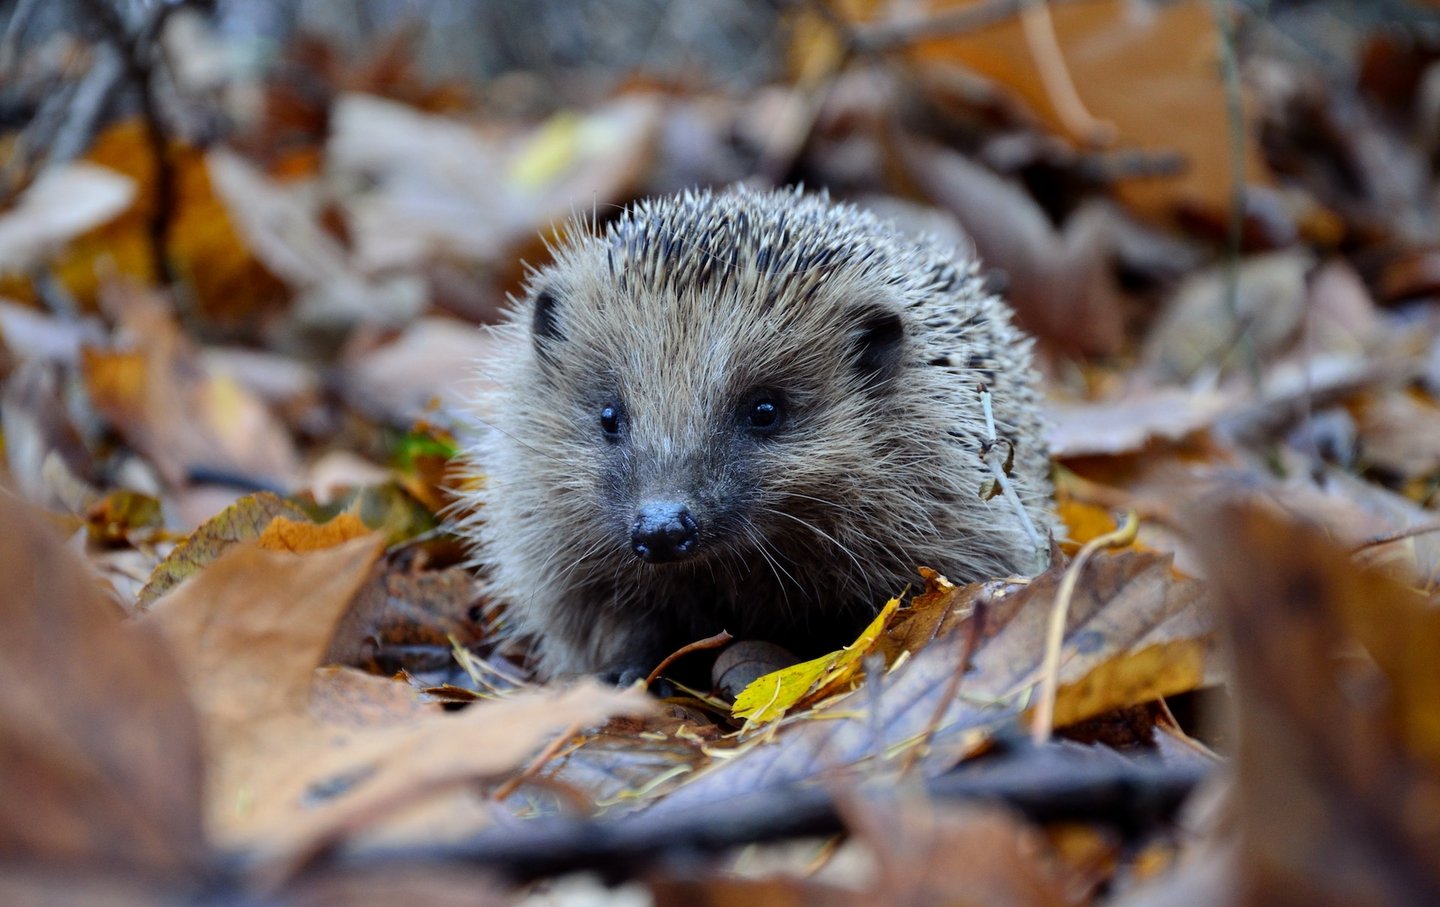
<box><xmin>459</xmin><ymin>186</ymin><xmax>1054</xmax><ymax>679</ymax></box>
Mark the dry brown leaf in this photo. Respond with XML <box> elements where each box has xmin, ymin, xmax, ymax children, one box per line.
<box><xmin>142</xmin><ymin>537</ymin><xmax>649</xmax><ymax>864</ymax></box>
<box><xmin>206</xmin><ymin>149</ymin><xmax>426</xmax><ymax>330</ymax></box>
<box><xmin>0</xmin><ymin>299</ymin><xmax>107</xmax><ymax>366</ymax></box>
<box><xmin>1354</xmin><ymin>388</ymin><xmax>1440</xmax><ymax>483</ymax></box>
<box><xmin>329</xmin><ymin>93</ymin><xmax>661</xmax><ymax>274</ymax></box>
<box><xmin>303</xmin><ymin>451</ymin><xmax>394</xmax><ymax>505</ymax></box>
<box><xmin>1</xmin><ymin>358</ymin><xmax>97</xmax><ymax>511</ymax></box>
<box><xmin>1142</xmin><ymin>250</ymin><xmax>1312</xmax><ymax>383</ymax></box>
<box><xmin>136</xmin><ymin>491</ymin><xmax>310</xmax><ymax>609</ymax></box>
<box><xmin>83</xmin><ymin>488</ymin><xmax>165</xmax><ymax>547</ymax></box>
<box><xmin>898</xmin><ymin>137</ymin><xmax>1127</xmax><ymax>356</ymax></box>
<box><xmin>324</xmin><ymin>566</ymin><xmax>485</xmax><ymax>670</ymax></box>
<box><xmin>1047</xmin><ymin>388</ymin><xmax>1238</xmax><ymax>458</ymax></box>
<box><xmin>143</xmin><ymin>535</ymin><xmax>383</xmax><ymax>727</ymax></box>
<box><xmin>878</xmin><ymin>568</ymin><xmax>977</xmax><ymax>659</ymax></box>
<box><xmin>903</xmin><ymin>0</ymin><xmax>1270</xmax><ymax>224</ymax></box>
<box><xmin>653</xmin><ymin>551</ymin><xmax>1215</xmax><ymax>813</ymax></box>
<box><xmin>340</xmin><ymin>316</ymin><xmax>499</xmax><ymax>426</ymax></box>
<box><xmin>1191</xmin><ymin>498</ymin><xmax>1440</xmax><ymax>907</ymax></box>
<box><xmin>651</xmin><ymin>874</ymin><xmax>859</xmax><ymax>907</ymax></box>
<box><xmin>544</xmin><ymin>719</ymin><xmax>712</xmax><ymax>809</ymax></box>
<box><xmin>248</xmin><ymin>678</ymin><xmax>652</xmax><ymax>862</ymax></box>
<box><xmin>0</xmin><ymin>489</ymin><xmax>206</xmax><ymax>874</ymax></box>
<box><xmin>6</xmin><ymin>120</ymin><xmax>288</xmax><ymax>329</ymax></box>
<box><xmin>844</xmin><ymin>796</ymin><xmax>1075</xmax><ymax>907</ymax></box>
<box><xmin>79</xmin><ymin>283</ymin><xmax>299</xmax><ymax>489</ymax></box>
<box><xmin>312</xmin><ymin>480</ymin><xmax>443</xmax><ymax>545</ymax></box>
<box><xmin>965</xmin><ymin>551</ymin><xmax>1216</xmax><ymax>732</ymax></box>
<box><xmin>281</xmin><ymin>864</ymin><xmax>511</xmax><ymax>907</ymax></box>
<box><xmin>1306</xmin><ymin>260</ymin><xmax>1382</xmax><ymax>355</ymax></box>
<box><xmin>1235</xmin><ymin>466</ymin><xmax>1440</xmax><ymax>588</ymax></box>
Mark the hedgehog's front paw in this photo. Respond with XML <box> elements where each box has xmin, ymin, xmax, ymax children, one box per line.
<box><xmin>600</xmin><ymin>663</ymin><xmax>651</xmax><ymax>688</ymax></box>
<box><xmin>602</xmin><ymin>663</ymin><xmax>683</xmax><ymax>698</ymax></box>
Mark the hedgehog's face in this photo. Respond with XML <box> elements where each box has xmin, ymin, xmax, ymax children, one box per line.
<box><xmin>519</xmin><ymin>271</ymin><xmax>908</xmax><ymax>574</ymax></box>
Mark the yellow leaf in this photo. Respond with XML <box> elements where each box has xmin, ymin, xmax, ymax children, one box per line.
<box><xmin>1047</xmin><ymin>638</ymin><xmax>1210</xmax><ymax>730</ymax></box>
<box><xmin>508</xmin><ymin>111</ymin><xmax>582</xmax><ymax>189</ymax></box>
<box><xmin>733</xmin><ymin>595</ymin><xmax>901</xmax><ymax>724</ymax></box>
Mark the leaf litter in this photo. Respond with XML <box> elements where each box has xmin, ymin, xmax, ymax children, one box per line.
<box><xmin>2</xmin><ymin>1</ymin><xmax>1440</xmax><ymax>903</ymax></box>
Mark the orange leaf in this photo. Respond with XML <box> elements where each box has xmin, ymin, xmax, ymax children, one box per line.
<box><xmin>258</xmin><ymin>513</ymin><xmax>376</xmax><ymax>553</ymax></box>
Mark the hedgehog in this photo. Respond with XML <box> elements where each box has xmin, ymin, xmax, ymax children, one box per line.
<box><xmin>458</xmin><ymin>186</ymin><xmax>1053</xmax><ymax>681</ymax></box>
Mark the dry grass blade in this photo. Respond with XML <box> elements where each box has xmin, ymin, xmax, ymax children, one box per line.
<box><xmin>1031</xmin><ymin>510</ymin><xmax>1139</xmax><ymax>744</ymax></box>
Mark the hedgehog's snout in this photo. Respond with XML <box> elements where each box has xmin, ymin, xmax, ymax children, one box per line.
<box><xmin>630</xmin><ymin>501</ymin><xmax>699</xmax><ymax>564</ymax></box>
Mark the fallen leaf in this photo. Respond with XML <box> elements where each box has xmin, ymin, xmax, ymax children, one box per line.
<box><xmin>144</xmin><ymin>535</ymin><xmax>385</xmax><ymax>736</ymax></box>
<box><xmin>1142</xmin><ymin>250</ymin><xmax>1313</xmax><ymax>383</ymax></box>
<box><xmin>656</xmin><ymin>550</ymin><xmax>1215</xmax><ymax>813</ymax></box>
<box><xmin>339</xmin><ymin>316</ymin><xmax>500</xmax><ymax>427</ymax></box>
<box><xmin>136</xmin><ymin>491</ymin><xmax>310</xmax><ymax>609</ymax></box>
<box><xmin>1191</xmin><ymin>498</ymin><xmax>1440</xmax><ymax>906</ymax></box>
<box><xmin>1</xmin><ymin>358</ymin><xmax>97</xmax><ymax>511</ymax></box>
<box><xmin>12</xmin><ymin>120</ymin><xmax>288</xmax><ymax>329</ymax></box>
<box><xmin>0</xmin><ymin>298</ymin><xmax>107</xmax><ymax>365</ymax></box>
<box><xmin>323</xmin><ymin>565</ymin><xmax>485</xmax><ymax>672</ymax></box>
<box><xmin>844</xmin><ymin>795</ymin><xmax>1075</xmax><ymax>907</ymax></box>
<box><xmin>207</xmin><ymin>148</ymin><xmax>426</xmax><ymax>330</ymax></box>
<box><xmin>0</xmin><ymin>163</ymin><xmax>135</xmax><ymax>272</ymax></box>
<box><xmin>329</xmin><ymin>92</ymin><xmax>661</xmax><ymax>273</ymax></box>
<box><xmin>84</xmin><ymin>488</ymin><xmax>165</xmax><ymax>547</ymax></box>
<box><xmin>1354</xmin><ymin>388</ymin><xmax>1440</xmax><ymax>484</ymax></box>
<box><xmin>733</xmin><ymin>596</ymin><xmax>901</xmax><ymax>725</ymax></box>
<box><xmin>304</xmin><ymin>481</ymin><xmax>442</xmax><ymax>546</ymax></box>
<box><xmin>903</xmin><ymin>0</ymin><xmax>1271</xmax><ymax>224</ymax></box>
<box><xmin>142</xmin><ymin>536</ymin><xmax>650</xmax><ymax>865</ymax></box>
<box><xmin>80</xmin><ymin>282</ymin><xmax>300</xmax><ymax>489</ymax></box>
<box><xmin>0</xmin><ymin>489</ymin><xmax>206</xmax><ymax>874</ymax></box>
<box><xmin>899</xmin><ymin>137</ymin><xmax>1128</xmax><ymax>355</ymax></box>
<box><xmin>258</xmin><ymin>512</ymin><xmax>375</xmax><ymax>552</ymax></box>
<box><xmin>650</xmin><ymin>875</ymin><xmax>858</xmax><ymax>907</ymax></box>
<box><xmin>1047</xmin><ymin>388</ymin><xmax>1238</xmax><ymax>458</ymax></box>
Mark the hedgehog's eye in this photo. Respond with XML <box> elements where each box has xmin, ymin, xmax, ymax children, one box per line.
<box><xmin>741</xmin><ymin>393</ymin><xmax>783</xmax><ymax>435</ymax></box>
<box><xmin>599</xmin><ymin>402</ymin><xmax>624</xmax><ymax>439</ymax></box>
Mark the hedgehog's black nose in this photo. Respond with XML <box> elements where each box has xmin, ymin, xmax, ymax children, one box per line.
<box><xmin>631</xmin><ymin>502</ymin><xmax>699</xmax><ymax>563</ymax></box>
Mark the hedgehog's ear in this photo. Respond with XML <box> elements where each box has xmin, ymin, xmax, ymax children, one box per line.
<box><xmin>850</xmin><ymin>305</ymin><xmax>905</xmax><ymax>389</ymax></box>
<box><xmin>531</xmin><ymin>288</ymin><xmax>564</xmax><ymax>363</ymax></box>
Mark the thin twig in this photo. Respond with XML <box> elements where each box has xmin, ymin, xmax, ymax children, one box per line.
<box><xmin>1208</xmin><ymin>0</ymin><xmax>1260</xmax><ymax>387</ymax></box>
<box><xmin>1350</xmin><ymin>523</ymin><xmax>1440</xmax><ymax>555</ymax></box>
<box><xmin>0</xmin><ymin>0</ymin><xmax>45</xmax><ymax>78</ymax></box>
<box><xmin>82</xmin><ymin>0</ymin><xmax>196</xmax><ymax>291</ymax></box>
<box><xmin>644</xmin><ymin>630</ymin><xmax>733</xmax><ymax>688</ymax></box>
<box><xmin>899</xmin><ymin>589</ymin><xmax>988</xmax><ymax>776</ymax></box>
<box><xmin>44</xmin><ymin>48</ymin><xmax>126</xmax><ymax>167</ymax></box>
<box><xmin>1030</xmin><ymin>510</ymin><xmax>1138</xmax><ymax>745</ymax></box>
<box><xmin>340</xmin><ymin>749</ymin><xmax>1208</xmax><ymax>883</ymax></box>
<box><xmin>978</xmin><ymin>384</ymin><xmax>1047</xmax><ymax>573</ymax></box>
<box><xmin>491</xmin><ymin>720</ymin><xmax>585</xmax><ymax>802</ymax></box>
